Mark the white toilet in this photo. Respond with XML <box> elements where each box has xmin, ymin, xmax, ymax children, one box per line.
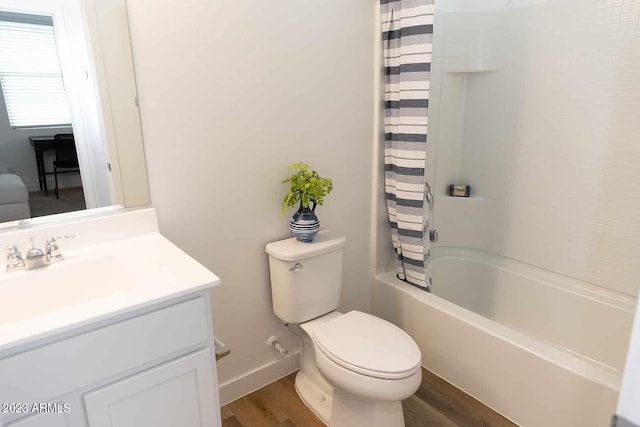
<box><xmin>265</xmin><ymin>231</ymin><xmax>422</xmax><ymax>427</ymax></box>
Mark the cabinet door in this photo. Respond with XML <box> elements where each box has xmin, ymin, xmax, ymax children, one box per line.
<box><xmin>84</xmin><ymin>349</ymin><xmax>218</xmax><ymax>427</ymax></box>
<box><xmin>6</xmin><ymin>413</ymin><xmax>67</xmax><ymax>427</ymax></box>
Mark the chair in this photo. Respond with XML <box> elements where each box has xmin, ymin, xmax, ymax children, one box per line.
<box><xmin>53</xmin><ymin>134</ymin><xmax>80</xmax><ymax>199</ymax></box>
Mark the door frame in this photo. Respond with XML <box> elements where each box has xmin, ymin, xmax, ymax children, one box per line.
<box><xmin>0</xmin><ymin>0</ymin><xmax>113</xmax><ymax>209</ymax></box>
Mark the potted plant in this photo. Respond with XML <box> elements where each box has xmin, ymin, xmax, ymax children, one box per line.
<box><xmin>281</xmin><ymin>162</ymin><xmax>333</xmax><ymax>242</ymax></box>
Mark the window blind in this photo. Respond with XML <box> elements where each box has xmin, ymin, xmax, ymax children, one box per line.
<box><xmin>0</xmin><ymin>17</ymin><xmax>72</xmax><ymax>128</ymax></box>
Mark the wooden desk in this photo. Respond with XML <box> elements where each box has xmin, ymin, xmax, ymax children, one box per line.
<box><xmin>29</xmin><ymin>136</ymin><xmax>75</xmax><ymax>194</ymax></box>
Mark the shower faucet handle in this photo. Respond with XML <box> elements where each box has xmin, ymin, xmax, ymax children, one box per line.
<box><xmin>425</xmin><ymin>191</ymin><xmax>434</xmax><ymax>210</ymax></box>
<box><xmin>425</xmin><ymin>181</ymin><xmax>434</xmax><ymax>211</ymax></box>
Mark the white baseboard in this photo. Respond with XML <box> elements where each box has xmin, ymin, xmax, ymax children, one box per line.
<box><xmin>218</xmin><ymin>354</ymin><xmax>300</xmax><ymax>406</ymax></box>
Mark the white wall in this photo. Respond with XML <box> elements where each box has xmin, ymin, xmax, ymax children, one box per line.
<box><xmin>126</xmin><ymin>0</ymin><xmax>374</xmax><ymax>403</ymax></box>
<box><xmin>0</xmin><ymin>88</ymin><xmax>74</xmax><ymax>191</ymax></box>
<box><xmin>431</xmin><ymin>0</ymin><xmax>640</xmax><ymax>297</ymax></box>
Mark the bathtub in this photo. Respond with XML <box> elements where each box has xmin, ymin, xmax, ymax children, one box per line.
<box><xmin>371</xmin><ymin>247</ymin><xmax>636</xmax><ymax>427</ymax></box>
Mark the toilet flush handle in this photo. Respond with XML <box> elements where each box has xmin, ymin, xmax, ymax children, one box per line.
<box><xmin>289</xmin><ymin>262</ymin><xmax>303</xmax><ymax>272</ymax></box>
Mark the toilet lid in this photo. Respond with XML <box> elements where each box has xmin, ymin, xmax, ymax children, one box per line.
<box><xmin>312</xmin><ymin>311</ymin><xmax>421</xmax><ymax>380</ymax></box>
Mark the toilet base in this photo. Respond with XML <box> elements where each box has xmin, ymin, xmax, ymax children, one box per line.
<box><xmin>296</xmin><ymin>371</ymin><xmax>406</xmax><ymax>427</ymax></box>
<box><xmin>330</xmin><ymin>388</ymin><xmax>405</xmax><ymax>427</ymax></box>
<box><xmin>295</xmin><ymin>370</ymin><xmax>332</xmax><ymax>424</ymax></box>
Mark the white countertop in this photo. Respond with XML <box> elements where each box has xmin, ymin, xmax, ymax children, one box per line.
<box><xmin>0</xmin><ymin>208</ymin><xmax>220</xmax><ymax>356</ymax></box>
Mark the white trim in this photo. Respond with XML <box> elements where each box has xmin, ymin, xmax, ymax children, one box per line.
<box><xmin>218</xmin><ymin>355</ymin><xmax>300</xmax><ymax>406</ymax></box>
<box><xmin>85</xmin><ymin>0</ymin><xmax>150</xmax><ymax>207</ymax></box>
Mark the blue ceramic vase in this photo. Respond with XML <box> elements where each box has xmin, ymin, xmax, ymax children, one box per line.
<box><xmin>289</xmin><ymin>202</ymin><xmax>320</xmax><ymax>242</ymax></box>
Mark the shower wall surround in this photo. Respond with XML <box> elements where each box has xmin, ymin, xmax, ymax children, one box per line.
<box><xmin>430</xmin><ymin>0</ymin><xmax>640</xmax><ymax>296</ymax></box>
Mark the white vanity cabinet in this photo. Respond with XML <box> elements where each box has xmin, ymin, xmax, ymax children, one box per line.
<box><xmin>83</xmin><ymin>349</ymin><xmax>217</xmax><ymax>427</ymax></box>
<box><xmin>0</xmin><ymin>293</ymin><xmax>221</xmax><ymax>427</ymax></box>
<box><xmin>6</xmin><ymin>413</ymin><xmax>67</xmax><ymax>427</ymax></box>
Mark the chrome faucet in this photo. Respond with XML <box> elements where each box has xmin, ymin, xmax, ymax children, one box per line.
<box><xmin>46</xmin><ymin>235</ymin><xmax>74</xmax><ymax>264</ymax></box>
<box><xmin>1</xmin><ymin>244</ymin><xmax>25</xmax><ymax>271</ymax></box>
<box><xmin>25</xmin><ymin>237</ymin><xmax>48</xmax><ymax>270</ymax></box>
<box><xmin>1</xmin><ymin>235</ymin><xmax>75</xmax><ymax>272</ymax></box>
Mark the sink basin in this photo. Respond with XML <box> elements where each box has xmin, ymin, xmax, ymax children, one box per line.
<box><xmin>0</xmin><ymin>257</ymin><xmax>139</xmax><ymax>325</ymax></box>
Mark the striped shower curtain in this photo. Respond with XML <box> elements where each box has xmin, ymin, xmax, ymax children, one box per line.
<box><xmin>381</xmin><ymin>0</ymin><xmax>433</xmax><ymax>291</ymax></box>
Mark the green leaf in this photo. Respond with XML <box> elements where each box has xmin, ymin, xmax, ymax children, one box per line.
<box><xmin>280</xmin><ymin>162</ymin><xmax>334</xmax><ymax>216</ymax></box>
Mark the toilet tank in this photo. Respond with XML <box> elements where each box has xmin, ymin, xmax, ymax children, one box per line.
<box><xmin>265</xmin><ymin>231</ymin><xmax>347</xmax><ymax>323</ymax></box>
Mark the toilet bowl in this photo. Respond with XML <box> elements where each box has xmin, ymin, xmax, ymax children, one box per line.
<box><xmin>266</xmin><ymin>231</ymin><xmax>422</xmax><ymax>426</ymax></box>
<box><xmin>297</xmin><ymin>311</ymin><xmax>421</xmax><ymax>427</ymax></box>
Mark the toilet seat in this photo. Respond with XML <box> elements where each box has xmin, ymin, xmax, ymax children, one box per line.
<box><xmin>312</xmin><ymin>311</ymin><xmax>421</xmax><ymax>380</ymax></box>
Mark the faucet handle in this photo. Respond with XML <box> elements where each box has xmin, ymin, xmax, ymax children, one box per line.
<box><xmin>1</xmin><ymin>244</ymin><xmax>25</xmax><ymax>271</ymax></box>
<box><xmin>45</xmin><ymin>235</ymin><xmax>75</xmax><ymax>245</ymax></box>
<box><xmin>1</xmin><ymin>244</ymin><xmax>19</xmax><ymax>254</ymax></box>
<box><xmin>46</xmin><ymin>235</ymin><xmax>75</xmax><ymax>263</ymax></box>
